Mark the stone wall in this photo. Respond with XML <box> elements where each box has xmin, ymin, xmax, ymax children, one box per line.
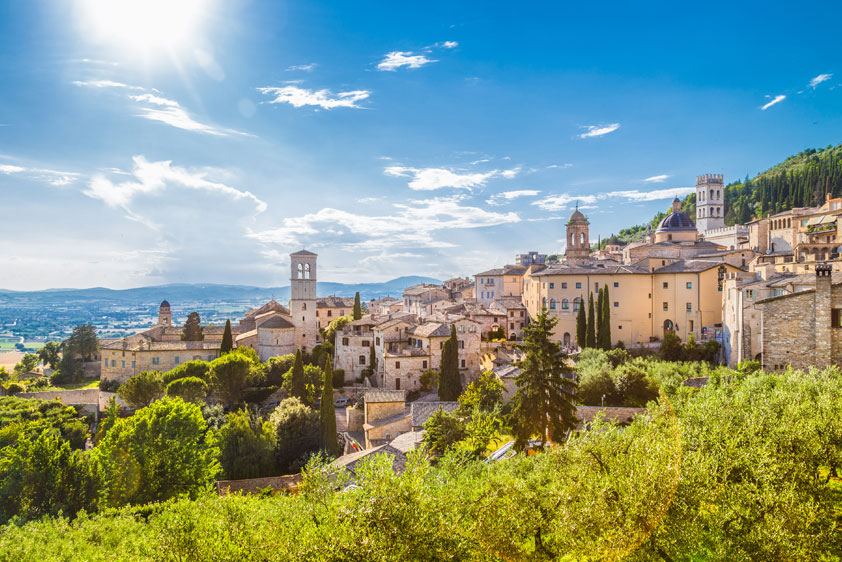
<box><xmin>17</xmin><ymin>388</ymin><xmax>127</xmax><ymax>414</ymax></box>
<box><xmin>217</xmin><ymin>474</ymin><xmax>301</xmax><ymax>496</ymax></box>
<box><xmin>760</xmin><ymin>290</ymin><xmax>816</xmax><ymax>371</ymax></box>
<box><xmin>346</xmin><ymin>407</ymin><xmax>364</xmax><ymax>432</ymax></box>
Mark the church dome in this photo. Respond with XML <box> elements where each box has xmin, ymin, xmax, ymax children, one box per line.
<box><xmin>656</xmin><ymin>210</ymin><xmax>696</xmax><ymax>232</ymax></box>
<box><xmin>160</xmin><ymin>300</ymin><xmax>170</xmax><ymax>309</ymax></box>
<box><xmin>568</xmin><ymin>208</ymin><xmax>587</xmax><ymax>223</ymax></box>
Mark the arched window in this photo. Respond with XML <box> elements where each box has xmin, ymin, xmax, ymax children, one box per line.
<box><xmin>716</xmin><ymin>190</ymin><xmax>720</xmax><ymax>199</ymax></box>
<box><xmin>297</xmin><ymin>263</ymin><xmax>303</xmax><ymax>279</ymax></box>
<box><xmin>304</xmin><ymin>263</ymin><xmax>311</xmax><ymax>279</ymax></box>
<box><xmin>562</xmin><ymin>298</ymin><xmax>569</xmax><ymax>310</ymax></box>
<box><xmin>542</xmin><ymin>297</ymin><xmax>547</xmax><ymax>309</ymax></box>
<box><xmin>549</xmin><ymin>298</ymin><xmax>556</xmax><ymax>310</ymax></box>
<box><xmin>569</xmin><ymin>232</ymin><xmax>574</xmax><ymax>247</ymax></box>
<box><xmin>573</xmin><ymin>297</ymin><xmax>582</xmax><ymax>311</ymax></box>
<box><xmin>580</xmin><ymin>232</ymin><xmax>585</xmax><ymax>245</ymax></box>
<box><xmin>710</xmin><ymin>189</ymin><xmax>714</xmax><ymax>199</ymax></box>
<box><xmin>302</xmin><ymin>303</ymin><xmax>307</xmax><ymax>311</ymax></box>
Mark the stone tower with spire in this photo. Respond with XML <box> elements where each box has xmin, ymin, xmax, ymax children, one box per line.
<box><xmin>565</xmin><ymin>204</ymin><xmax>591</xmax><ymax>265</ymax></box>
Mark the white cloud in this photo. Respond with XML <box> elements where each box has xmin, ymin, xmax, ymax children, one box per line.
<box><xmin>73</xmin><ymin>79</ymin><xmax>146</xmax><ymax>90</ymax></box>
<box><xmin>0</xmin><ymin>165</ymin><xmax>25</xmax><ymax>174</ymax></box>
<box><xmin>130</xmin><ymin>93</ymin><xmax>179</xmax><ymax>107</ymax></box>
<box><xmin>286</xmin><ymin>63</ymin><xmax>317</xmax><ymax>72</ymax></box>
<box><xmin>384</xmin><ymin>165</ymin><xmax>520</xmax><ymax>191</ymax></box>
<box><xmin>257</xmin><ymin>85</ymin><xmax>371</xmax><ymax>109</ymax></box>
<box><xmin>579</xmin><ymin>123</ymin><xmax>620</xmax><ymax>138</ymax></box>
<box><xmin>605</xmin><ymin>187</ymin><xmax>695</xmax><ymax>202</ymax></box>
<box><xmin>248</xmin><ymin>196</ymin><xmax>520</xmax><ymax>251</ymax></box>
<box><xmin>0</xmin><ymin>162</ymin><xmax>79</xmax><ymax>186</ymax></box>
<box><xmin>377</xmin><ymin>51</ymin><xmax>437</xmax><ymax>71</ymax></box>
<box><xmin>547</xmin><ymin>163</ymin><xmax>573</xmax><ymax>169</ymax></box>
<box><xmin>487</xmin><ymin>190</ymin><xmax>541</xmax><ymax>206</ymax></box>
<box><xmin>533</xmin><ymin>186</ymin><xmax>695</xmax><ymax>211</ymax></box>
<box><xmin>84</xmin><ymin>156</ymin><xmax>266</xmax><ymax>228</ymax></box>
<box><xmin>439</xmin><ymin>41</ymin><xmax>458</xmax><ymax>49</ymax></box>
<box><xmin>760</xmin><ymin>95</ymin><xmax>786</xmax><ymax>110</ymax></box>
<box><xmin>809</xmin><ymin>73</ymin><xmax>833</xmax><ymax>88</ymax></box>
<box><xmin>533</xmin><ymin>194</ymin><xmax>599</xmax><ymax>211</ymax></box>
<box><xmin>643</xmin><ymin>174</ymin><xmax>669</xmax><ymax>183</ymax></box>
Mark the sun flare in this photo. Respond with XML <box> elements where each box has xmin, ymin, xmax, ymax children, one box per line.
<box><xmin>78</xmin><ymin>0</ymin><xmax>208</xmax><ymax>55</ymax></box>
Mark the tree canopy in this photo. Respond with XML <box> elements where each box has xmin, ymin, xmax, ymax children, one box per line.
<box><xmin>181</xmin><ymin>312</ymin><xmax>204</xmax><ymax>342</ymax></box>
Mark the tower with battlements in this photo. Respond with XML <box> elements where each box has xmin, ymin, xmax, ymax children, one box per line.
<box><xmin>696</xmin><ymin>173</ymin><xmax>725</xmax><ymax>233</ymax></box>
<box><xmin>290</xmin><ymin>250</ymin><xmax>319</xmax><ymax>352</ymax></box>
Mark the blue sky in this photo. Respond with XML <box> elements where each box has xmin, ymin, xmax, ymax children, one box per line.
<box><xmin>0</xmin><ymin>0</ymin><xmax>840</xmax><ymax>290</ymax></box>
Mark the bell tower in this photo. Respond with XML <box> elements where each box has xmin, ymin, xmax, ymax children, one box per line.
<box><xmin>565</xmin><ymin>205</ymin><xmax>591</xmax><ymax>265</ymax></box>
<box><xmin>290</xmin><ymin>250</ymin><xmax>319</xmax><ymax>351</ymax></box>
<box><xmin>158</xmin><ymin>300</ymin><xmax>172</xmax><ymax>326</ymax></box>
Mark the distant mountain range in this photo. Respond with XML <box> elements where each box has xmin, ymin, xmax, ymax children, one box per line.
<box><xmin>0</xmin><ymin>276</ymin><xmax>442</xmax><ymax>306</ymax></box>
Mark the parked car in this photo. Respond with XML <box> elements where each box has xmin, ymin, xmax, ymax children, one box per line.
<box><xmin>334</xmin><ymin>397</ymin><xmax>350</xmax><ymax>407</ymax></box>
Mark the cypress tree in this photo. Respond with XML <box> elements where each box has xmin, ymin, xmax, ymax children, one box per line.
<box><xmin>319</xmin><ymin>355</ymin><xmax>339</xmax><ymax>457</ymax></box>
<box><xmin>290</xmin><ymin>350</ymin><xmax>308</xmax><ymax>404</ymax></box>
<box><xmin>511</xmin><ymin>310</ymin><xmax>577</xmax><ymax>451</ymax></box>
<box><xmin>586</xmin><ymin>293</ymin><xmax>596</xmax><ymax>348</ymax></box>
<box><xmin>220</xmin><ymin>319</ymin><xmax>233</xmax><ymax>354</ymax></box>
<box><xmin>575</xmin><ymin>295</ymin><xmax>586</xmax><ymax>349</ymax></box>
<box><xmin>438</xmin><ymin>325</ymin><xmax>462</xmax><ymax>401</ymax></box>
<box><xmin>596</xmin><ymin>287</ymin><xmax>604</xmax><ymax>346</ymax></box>
<box><xmin>601</xmin><ymin>286</ymin><xmax>612</xmax><ymax>350</ymax></box>
<box><xmin>352</xmin><ymin>292</ymin><xmax>362</xmax><ymax>321</ymax></box>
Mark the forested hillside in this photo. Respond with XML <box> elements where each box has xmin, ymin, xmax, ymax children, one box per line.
<box><xmin>600</xmin><ymin>143</ymin><xmax>842</xmax><ymax>249</ymax></box>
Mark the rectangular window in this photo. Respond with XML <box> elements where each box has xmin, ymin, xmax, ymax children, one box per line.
<box><xmin>459</xmin><ymin>341</ymin><xmax>464</xmax><ymax>349</ymax></box>
<box><xmin>663</xmin><ymin>282</ymin><xmax>669</xmax><ymax>289</ymax></box>
<box><xmin>561</xmin><ymin>282</ymin><xmax>567</xmax><ymax>289</ymax></box>
<box><xmin>663</xmin><ymin>302</ymin><xmax>669</xmax><ymax>311</ymax></box>
<box><xmin>131</xmin><ymin>361</ymin><xmax>135</xmax><ymax>369</ymax></box>
<box><xmin>422</xmin><ymin>361</ymin><xmax>427</xmax><ymax>369</ymax></box>
<box><xmin>833</xmin><ymin>309</ymin><xmax>842</xmax><ymax>328</ymax></box>
<box><xmin>460</xmin><ymin>359</ymin><xmax>466</xmax><ymax>368</ymax></box>
<box><xmin>613</xmin><ymin>302</ymin><xmax>619</xmax><ymax>307</ymax></box>
<box><xmin>686</xmin><ymin>302</ymin><xmax>692</xmax><ymax>312</ymax></box>
<box><xmin>595</xmin><ymin>283</ymin><xmax>599</xmax><ymax>291</ymax></box>
<box><xmin>396</xmin><ymin>361</ymin><xmax>401</xmax><ymax>369</ymax></box>
<box><xmin>614</xmin><ymin>282</ymin><xmax>619</xmax><ymax>288</ymax></box>
<box><xmin>121</xmin><ymin>361</ymin><xmax>125</xmax><ymax>368</ymax></box>
<box><xmin>576</xmin><ymin>282</ymin><xmax>582</xmax><ymax>289</ymax></box>
<box><xmin>549</xmin><ymin>283</ymin><xmax>554</xmax><ymax>289</ymax></box>
<box><xmin>342</xmin><ymin>337</ymin><xmax>349</xmax><ymax>346</ymax></box>
<box><xmin>689</xmin><ymin>320</ymin><xmax>694</xmax><ymax>332</ymax></box>
<box><xmin>104</xmin><ymin>358</ymin><xmax>108</xmax><ymax>367</ymax></box>
<box><xmin>362</xmin><ymin>340</ymin><xmax>370</xmax><ymax>347</ymax></box>
<box><xmin>174</xmin><ymin>356</ymin><xmax>179</xmax><ymax>365</ymax></box>
<box><xmin>327</xmin><ymin>310</ymin><xmax>332</xmax><ymax>317</ymax></box>
<box><xmin>686</xmin><ymin>282</ymin><xmax>692</xmax><ymax>289</ymax></box>
<box><xmin>375</xmin><ymin>337</ymin><xmax>380</xmax><ymax>346</ymax></box>
<box><xmin>359</xmin><ymin>355</ymin><xmax>366</xmax><ymax>365</ymax></box>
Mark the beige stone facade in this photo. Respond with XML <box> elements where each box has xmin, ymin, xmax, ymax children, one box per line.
<box><xmin>757</xmin><ymin>265</ymin><xmax>840</xmax><ymax>371</ymax></box>
<box><xmin>316</xmin><ymin>296</ymin><xmax>356</xmax><ymax>329</ymax></box>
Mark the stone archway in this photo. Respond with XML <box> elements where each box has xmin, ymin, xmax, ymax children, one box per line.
<box><xmin>663</xmin><ymin>319</ymin><xmax>674</xmax><ymax>332</ymax></box>
<box><xmin>563</xmin><ymin>332</ymin><xmax>571</xmax><ymax>346</ymax></box>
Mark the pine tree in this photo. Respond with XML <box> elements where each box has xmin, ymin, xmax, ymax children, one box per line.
<box><xmin>511</xmin><ymin>310</ymin><xmax>577</xmax><ymax>451</ymax></box>
<box><xmin>438</xmin><ymin>325</ymin><xmax>462</xmax><ymax>401</ymax></box>
<box><xmin>575</xmin><ymin>295</ymin><xmax>586</xmax><ymax>350</ymax></box>
<box><xmin>600</xmin><ymin>286</ymin><xmax>612</xmax><ymax>350</ymax></box>
<box><xmin>181</xmin><ymin>312</ymin><xmax>204</xmax><ymax>341</ymax></box>
<box><xmin>586</xmin><ymin>293</ymin><xmax>596</xmax><ymax>348</ymax></box>
<box><xmin>220</xmin><ymin>319</ymin><xmax>233</xmax><ymax>354</ymax></box>
<box><xmin>319</xmin><ymin>355</ymin><xmax>339</xmax><ymax>457</ymax></box>
<box><xmin>352</xmin><ymin>292</ymin><xmax>362</xmax><ymax>321</ymax></box>
<box><xmin>290</xmin><ymin>350</ymin><xmax>308</xmax><ymax>404</ymax></box>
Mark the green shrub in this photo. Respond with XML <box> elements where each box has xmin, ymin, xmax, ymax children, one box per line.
<box><xmin>166</xmin><ymin>376</ymin><xmax>208</xmax><ymax>403</ymax></box>
<box><xmin>162</xmin><ymin>360</ymin><xmax>210</xmax><ymax>385</ymax></box>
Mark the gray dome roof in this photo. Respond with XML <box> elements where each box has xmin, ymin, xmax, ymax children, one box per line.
<box><xmin>160</xmin><ymin>300</ymin><xmax>171</xmax><ymax>308</ymax></box>
<box><xmin>656</xmin><ymin>210</ymin><xmax>696</xmax><ymax>232</ymax></box>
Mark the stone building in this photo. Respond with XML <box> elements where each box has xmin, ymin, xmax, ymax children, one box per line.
<box><xmin>402</xmin><ymin>284</ymin><xmax>450</xmax><ymax>318</ymax></box>
<box><xmin>102</xmin><ymin>250</ymin><xmax>322</xmax><ymax>380</ymax></box>
<box><xmin>368</xmin><ymin>297</ymin><xmax>403</xmax><ymax>316</ymax></box>
<box><xmin>315</xmin><ymin>296</ymin><xmax>356</xmax><ymax>329</ymax></box>
<box><xmin>474</xmin><ymin>265</ymin><xmax>527</xmax><ymax>306</ymax></box>
<box><xmin>757</xmin><ymin>264</ymin><xmax>841</xmax><ymax>371</ymax></box>
<box><xmin>362</xmin><ymin>390</ymin><xmax>410</xmax><ymax>448</ymax></box>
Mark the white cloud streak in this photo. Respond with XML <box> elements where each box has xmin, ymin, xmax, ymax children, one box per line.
<box><xmin>533</xmin><ymin>186</ymin><xmax>695</xmax><ymax>211</ymax></box>
<box><xmin>84</xmin><ymin>156</ymin><xmax>266</xmax><ymax>228</ymax></box>
<box><xmin>384</xmin><ymin>165</ymin><xmax>520</xmax><ymax>191</ymax></box>
<box><xmin>248</xmin><ymin>197</ymin><xmax>520</xmax><ymax>250</ymax></box>
<box><xmin>809</xmin><ymin>73</ymin><xmax>833</xmax><ymax>88</ymax></box>
<box><xmin>760</xmin><ymin>95</ymin><xmax>786</xmax><ymax>110</ymax></box>
<box><xmin>73</xmin><ymin>80</ymin><xmax>146</xmax><ymax>91</ymax></box>
<box><xmin>579</xmin><ymin>123</ymin><xmax>620</xmax><ymax>138</ymax></box>
<box><xmin>257</xmin><ymin>85</ymin><xmax>371</xmax><ymax>109</ymax></box>
<box><xmin>377</xmin><ymin>51</ymin><xmax>437</xmax><ymax>71</ymax></box>
<box><xmin>486</xmin><ymin>190</ymin><xmax>541</xmax><ymax>206</ymax></box>
<box><xmin>286</xmin><ymin>63</ymin><xmax>317</xmax><ymax>72</ymax></box>
<box><xmin>643</xmin><ymin>174</ymin><xmax>669</xmax><ymax>183</ymax></box>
